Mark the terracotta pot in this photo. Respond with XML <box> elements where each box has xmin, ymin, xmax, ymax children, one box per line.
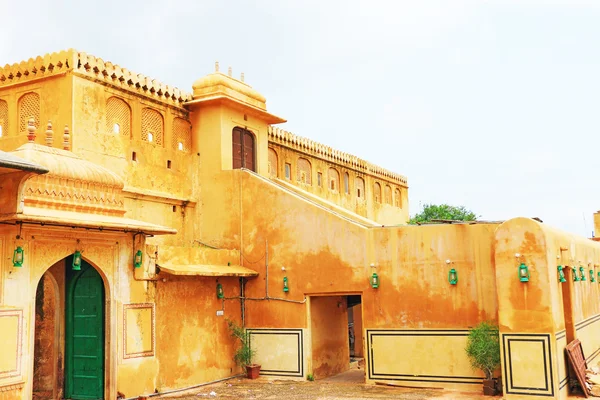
<box><xmin>246</xmin><ymin>364</ymin><xmax>261</xmax><ymax>379</ymax></box>
<box><xmin>483</xmin><ymin>378</ymin><xmax>497</xmax><ymax>396</ymax></box>
<box><xmin>495</xmin><ymin>376</ymin><xmax>503</xmax><ymax>395</ymax></box>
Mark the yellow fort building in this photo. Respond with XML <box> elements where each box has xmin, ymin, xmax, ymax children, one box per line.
<box><xmin>0</xmin><ymin>49</ymin><xmax>598</xmax><ymax>399</ymax></box>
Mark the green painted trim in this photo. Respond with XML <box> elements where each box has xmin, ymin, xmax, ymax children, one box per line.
<box><xmin>65</xmin><ymin>258</ymin><xmax>105</xmax><ymax>399</ymax></box>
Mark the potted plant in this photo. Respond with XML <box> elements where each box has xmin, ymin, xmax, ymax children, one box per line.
<box><xmin>465</xmin><ymin>322</ymin><xmax>501</xmax><ymax>395</ymax></box>
<box><xmin>227</xmin><ymin>319</ymin><xmax>261</xmax><ymax>379</ymax></box>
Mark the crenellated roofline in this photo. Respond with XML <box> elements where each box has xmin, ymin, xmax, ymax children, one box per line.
<box><xmin>268</xmin><ymin>126</ymin><xmax>408</xmax><ymax>187</ymax></box>
<box><xmin>0</xmin><ymin>49</ymin><xmax>192</xmax><ymax>108</ymax></box>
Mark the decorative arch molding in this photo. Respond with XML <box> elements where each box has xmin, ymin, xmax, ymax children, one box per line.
<box><xmin>268</xmin><ymin>148</ymin><xmax>278</xmax><ymax>178</ymax></box>
<box><xmin>106</xmin><ymin>96</ymin><xmax>131</xmax><ymax>137</ymax></box>
<box><xmin>18</xmin><ymin>92</ymin><xmax>40</xmax><ymax>134</ymax></box>
<box><xmin>24</xmin><ymin>234</ymin><xmax>120</xmax><ymax>400</ymax></box>
<box><xmin>297</xmin><ymin>158</ymin><xmax>312</xmax><ymax>185</ymax></box>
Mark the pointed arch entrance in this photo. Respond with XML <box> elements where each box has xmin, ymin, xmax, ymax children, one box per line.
<box><xmin>65</xmin><ymin>260</ymin><xmax>105</xmax><ymax>399</ymax></box>
<box><xmin>33</xmin><ymin>257</ymin><xmax>106</xmax><ymax>400</ymax></box>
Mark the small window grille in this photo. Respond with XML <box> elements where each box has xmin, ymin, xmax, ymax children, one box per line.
<box><xmin>285</xmin><ymin>163</ymin><xmax>291</xmax><ymax>179</ymax></box>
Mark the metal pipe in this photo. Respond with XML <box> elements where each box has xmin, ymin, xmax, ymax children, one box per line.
<box><xmin>124</xmin><ymin>374</ymin><xmax>244</xmax><ymax>399</ymax></box>
<box><xmin>240</xmin><ymin>277</ymin><xmax>245</xmax><ymax>327</ymax></box>
<box><xmin>265</xmin><ymin>239</ymin><xmax>269</xmax><ymax>298</ymax></box>
<box><xmin>222</xmin><ymin>295</ymin><xmax>307</xmax><ymax>305</ymax></box>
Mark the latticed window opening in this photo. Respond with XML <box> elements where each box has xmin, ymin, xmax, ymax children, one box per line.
<box><xmin>0</xmin><ymin>100</ymin><xmax>8</xmax><ymax>137</ymax></box>
<box><xmin>395</xmin><ymin>188</ymin><xmax>402</xmax><ymax>207</ymax></box>
<box><xmin>297</xmin><ymin>158</ymin><xmax>312</xmax><ymax>185</ymax></box>
<box><xmin>18</xmin><ymin>92</ymin><xmax>40</xmax><ymax>133</ymax></box>
<box><xmin>344</xmin><ymin>173</ymin><xmax>350</xmax><ymax>194</ymax></box>
<box><xmin>356</xmin><ymin>177</ymin><xmax>365</xmax><ymax>199</ymax></box>
<box><xmin>141</xmin><ymin>108</ymin><xmax>164</xmax><ymax>145</ymax></box>
<box><xmin>328</xmin><ymin>168</ymin><xmax>340</xmax><ymax>192</ymax></box>
<box><xmin>385</xmin><ymin>185</ymin><xmax>392</xmax><ymax>204</ymax></box>
<box><xmin>172</xmin><ymin>118</ymin><xmax>192</xmax><ymax>152</ymax></box>
<box><xmin>374</xmin><ymin>182</ymin><xmax>382</xmax><ymax>203</ymax></box>
<box><xmin>268</xmin><ymin>148</ymin><xmax>278</xmax><ymax>178</ymax></box>
<box><xmin>106</xmin><ymin>97</ymin><xmax>131</xmax><ymax>137</ymax></box>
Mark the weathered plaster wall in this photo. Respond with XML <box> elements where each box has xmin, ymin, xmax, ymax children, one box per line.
<box><xmin>154</xmin><ymin>275</ymin><xmax>240</xmax><ymax>392</ymax></box>
<box><xmin>495</xmin><ymin>218</ymin><xmax>600</xmax><ymax>399</ymax></box>
<box><xmin>309</xmin><ymin>296</ymin><xmax>349</xmax><ymax>379</ymax></box>
<box><xmin>198</xmin><ymin>169</ymin><xmax>497</xmax><ymax>388</ymax></box>
<box><xmin>0</xmin><ymin>75</ymin><xmax>73</xmax><ymax>152</ymax></box>
<box><xmin>71</xmin><ymin>75</ymin><xmax>197</xmax><ymax>249</ymax></box>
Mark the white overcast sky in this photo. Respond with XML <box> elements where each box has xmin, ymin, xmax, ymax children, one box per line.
<box><xmin>2</xmin><ymin>0</ymin><xmax>599</xmax><ymax>236</ymax></box>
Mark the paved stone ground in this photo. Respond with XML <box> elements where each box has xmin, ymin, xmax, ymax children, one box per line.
<box><xmin>159</xmin><ymin>374</ymin><xmax>504</xmax><ymax>400</ymax></box>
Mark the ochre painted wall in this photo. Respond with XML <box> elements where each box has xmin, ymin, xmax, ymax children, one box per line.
<box><xmin>198</xmin><ymin>169</ymin><xmax>498</xmax><ymax>388</ymax></box>
<box><xmin>495</xmin><ymin>218</ymin><xmax>600</xmax><ymax>399</ymax></box>
<box><xmin>310</xmin><ymin>296</ymin><xmax>350</xmax><ymax>379</ymax></box>
<box><xmin>154</xmin><ymin>276</ymin><xmax>241</xmax><ymax>392</ymax></box>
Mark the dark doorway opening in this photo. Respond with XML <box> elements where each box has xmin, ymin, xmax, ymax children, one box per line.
<box><xmin>310</xmin><ymin>294</ymin><xmax>364</xmax><ymax>383</ymax></box>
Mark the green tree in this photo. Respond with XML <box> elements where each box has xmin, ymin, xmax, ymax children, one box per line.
<box><xmin>465</xmin><ymin>322</ymin><xmax>500</xmax><ymax>380</ymax></box>
<box><xmin>409</xmin><ymin>203</ymin><xmax>478</xmax><ymax>224</ymax></box>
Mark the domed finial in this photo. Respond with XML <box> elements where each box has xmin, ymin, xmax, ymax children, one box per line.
<box><xmin>27</xmin><ymin>117</ymin><xmax>36</xmax><ymax>142</ymax></box>
<box><xmin>215</xmin><ymin>61</ymin><xmax>219</xmax><ymax>72</ymax></box>
<box><xmin>228</xmin><ymin>66</ymin><xmax>232</xmax><ymax>77</ymax></box>
<box><xmin>63</xmin><ymin>124</ymin><xmax>70</xmax><ymax>151</ymax></box>
<box><xmin>241</xmin><ymin>72</ymin><xmax>245</xmax><ymax>82</ymax></box>
<box><xmin>45</xmin><ymin>120</ymin><xmax>54</xmax><ymax>147</ymax></box>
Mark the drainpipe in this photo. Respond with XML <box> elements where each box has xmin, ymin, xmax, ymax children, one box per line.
<box><xmin>240</xmin><ymin>277</ymin><xmax>245</xmax><ymax>327</ymax></box>
<box><xmin>265</xmin><ymin>239</ymin><xmax>269</xmax><ymax>298</ymax></box>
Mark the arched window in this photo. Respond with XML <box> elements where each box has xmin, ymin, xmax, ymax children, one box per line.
<box><xmin>374</xmin><ymin>182</ymin><xmax>381</xmax><ymax>203</ymax></box>
<box><xmin>268</xmin><ymin>148</ymin><xmax>278</xmax><ymax>178</ymax></box>
<box><xmin>232</xmin><ymin>127</ymin><xmax>256</xmax><ymax>171</ymax></box>
<box><xmin>297</xmin><ymin>158</ymin><xmax>312</xmax><ymax>185</ymax></box>
<box><xmin>18</xmin><ymin>92</ymin><xmax>40</xmax><ymax>133</ymax></box>
<box><xmin>106</xmin><ymin>97</ymin><xmax>131</xmax><ymax>137</ymax></box>
<box><xmin>395</xmin><ymin>188</ymin><xmax>402</xmax><ymax>208</ymax></box>
<box><xmin>142</xmin><ymin>108</ymin><xmax>164</xmax><ymax>145</ymax></box>
<box><xmin>173</xmin><ymin>118</ymin><xmax>192</xmax><ymax>152</ymax></box>
<box><xmin>355</xmin><ymin>177</ymin><xmax>365</xmax><ymax>199</ymax></box>
<box><xmin>344</xmin><ymin>172</ymin><xmax>350</xmax><ymax>194</ymax></box>
<box><xmin>0</xmin><ymin>99</ymin><xmax>7</xmax><ymax>137</ymax></box>
<box><xmin>385</xmin><ymin>185</ymin><xmax>392</xmax><ymax>204</ymax></box>
<box><xmin>328</xmin><ymin>168</ymin><xmax>340</xmax><ymax>192</ymax></box>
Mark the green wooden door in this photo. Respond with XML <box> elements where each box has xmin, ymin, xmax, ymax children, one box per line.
<box><xmin>66</xmin><ymin>260</ymin><xmax>105</xmax><ymax>399</ymax></box>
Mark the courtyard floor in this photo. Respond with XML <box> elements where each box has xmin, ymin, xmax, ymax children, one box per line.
<box><xmin>159</xmin><ymin>370</ymin><xmax>504</xmax><ymax>400</ymax></box>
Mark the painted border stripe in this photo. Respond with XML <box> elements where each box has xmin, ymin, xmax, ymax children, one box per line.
<box><xmin>248</xmin><ymin>329</ymin><xmax>304</xmax><ymax>377</ymax></box>
<box><xmin>366</xmin><ymin>329</ymin><xmax>483</xmax><ymax>384</ymax></box>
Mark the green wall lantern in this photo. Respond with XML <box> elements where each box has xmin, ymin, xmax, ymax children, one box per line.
<box><xmin>283</xmin><ymin>276</ymin><xmax>289</xmax><ymax>292</ymax></box>
<box><xmin>518</xmin><ymin>263</ymin><xmax>530</xmax><ymax>282</ymax></box>
<box><xmin>557</xmin><ymin>266</ymin><xmax>566</xmax><ymax>283</ymax></box>
<box><xmin>216</xmin><ymin>282</ymin><xmax>224</xmax><ymax>299</ymax></box>
<box><xmin>134</xmin><ymin>250</ymin><xmax>143</xmax><ymax>269</ymax></box>
<box><xmin>591</xmin><ymin>270</ymin><xmax>596</xmax><ymax>283</ymax></box>
<box><xmin>448</xmin><ymin>268</ymin><xmax>458</xmax><ymax>285</ymax></box>
<box><xmin>579</xmin><ymin>266</ymin><xmax>586</xmax><ymax>281</ymax></box>
<box><xmin>370</xmin><ymin>272</ymin><xmax>379</xmax><ymax>289</ymax></box>
<box><xmin>72</xmin><ymin>251</ymin><xmax>82</xmax><ymax>271</ymax></box>
<box><xmin>12</xmin><ymin>246</ymin><xmax>24</xmax><ymax>267</ymax></box>
<box><xmin>573</xmin><ymin>267</ymin><xmax>580</xmax><ymax>282</ymax></box>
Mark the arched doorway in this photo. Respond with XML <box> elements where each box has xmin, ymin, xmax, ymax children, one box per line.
<box><xmin>65</xmin><ymin>260</ymin><xmax>105</xmax><ymax>399</ymax></box>
<box><xmin>33</xmin><ymin>257</ymin><xmax>106</xmax><ymax>400</ymax></box>
<box><xmin>232</xmin><ymin>127</ymin><xmax>256</xmax><ymax>171</ymax></box>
